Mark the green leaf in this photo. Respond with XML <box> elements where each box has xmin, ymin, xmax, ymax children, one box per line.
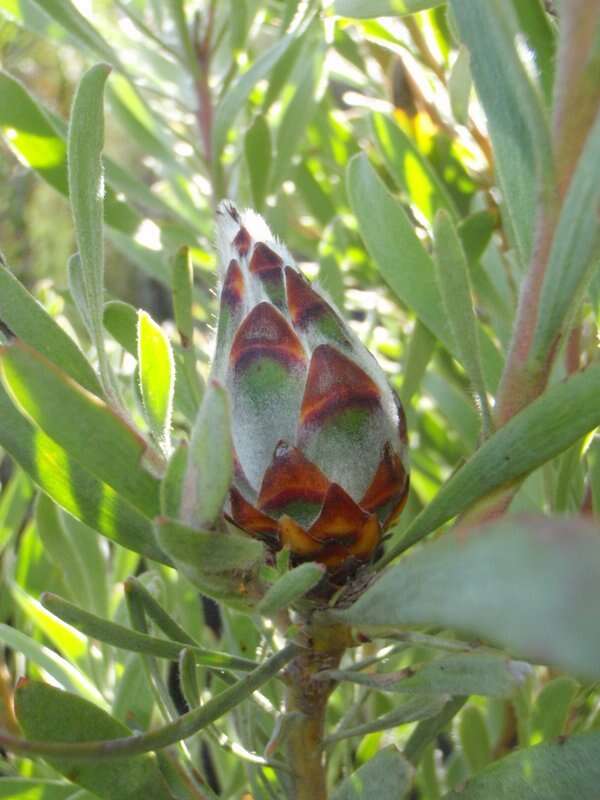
<box><xmin>30</xmin><ymin>0</ymin><xmax>119</xmax><ymax>65</ymax></box>
<box><xmin>0</xmin><ymin>340</ymin><xmax>160</xmax><ymax>516</ymax></box>
<box><xmin>0</xmin><ymin>471</ymin><xmax>33</xmax><ymax>553</ymax></box>
<box><xmin>14</xmin><ymin>681</ymin><xmax>173</xmax><ymax>800</ymax></box>
<box><xmin>0</xmin><ymin>624</ymin><xmax>104</xmax><ymax>706</ymax></box>
<box><xmin>182</xmin><ymin>380</ymin><xmax>232</xmax><ymax>528</ymax></box>
<box><xmin>347</xmin><ymin>153</ymin><xmax>503</xmax><ymax>390</ymax></box>
<box><xmin>155</xmin><ymin>517</ymin><xmax>264</xmax><ymax>583</ymax></box>
<box><xmin>137</xmin><ymin>311</ymin><xmax>174</xmax><ymax>453</ymax></box>
<box><xmin>0</xmin><ymin>261</ymin><xmax>101</xmax><ymax>396</ymax></box>
<box><xmin>257</xmin><ymin>562</ymin><xmax>326</xmax><ymax>616</ymax></box>
<box><xmin>433</xmin><ymin>210</ymin><xmax>492</xmax><ymax>435</ymax></box>
<box><xmin>41</xmin><ymin>592</ymin><xmax>256</xmax><ymax>671</ymax></box>
<box><xmin>36</xmin><ymin>494</ymin><xmax>94</xmax><ymax>612</ymax></box>
<box><xmin>325</xmin><ymin>695</ymin><xmax>448</xmax><ymax>744</ymax></box>
<box><xmin>0</xmin><ymin>778</ymin><xmax>77</xmax><ymax>799</ymax></box>
<box><xmin>331</xmin><ymin>747</ymin><xmax>413</xmax><ymax>800</ymax></box>
<box><xmin>383</xmin><ymin>362</ymin><xmax>600</xmax><ymax>561</ymax></box>
<box><xmin>0</xmin><ymin>70</ymin><xmax>139</xmax><ymax>236</ymax></box>
<box><xmin>510</xmin><ymin>0</ymin><xmax>556</xmax><ymax>103</ymax></box>
<box><xmin>67</xmin><ymin>63</ymin><xmax>114</xmax><ymax>394</ymax></box>
<box><xmin>443</xmin><ymin>730</ymin><xmax>600</xmax><ymax>800</ymax></box>
<box><xmin>532</xmin><ymin>677</ymin><xmax>578</xmax><ymax>742</ymax></box>
<box><xmin>459</xmin><ymin>706</ymin><xmax>492</xmax><ymax>773</ymax></box>
<box><xmin>334</xmin><ymin>0</ymin><xmax>444</xmax><ymax>17</ymax></box>
<box><xmin>448</xmin><ymin>45</ymin><xmax>471</xmax><ymax>125</ymax></box>
<box><xmin>171</xmin><ymin>246</ymin><xmax>194</xmax><ymax>346</ymax></box>
<box><xmin>371</xmin><ymin>113</ymin><xmax>458</xmax><ymax>222</ymax></box>
<box><xmin>213</xmin><ymin>33</ymin><xmax>297</xmax><ymax>164</ymax></box>
<box><xmin>338</xmin><ymin>516</ymin><xmax>600</xmax><ymax>680</ymax></box>
<box><xmin>0</xmin><ymin>382</ymin><xmax>167</xmax><ymax>563</ymax></box>
<box><xmin>532</xmin><ymin>111</ymin><xmax>600</xmax><ymax>362</ymax></box>
<box><xmin>324</xmin><ymin>654</ymin><xmax>530</xmax><ymax>698</ymax></box>
<box><xmin>449</xmin><ymin>0</ymin><xmax>552</xmax><ymax>266</ymax></box>
<box><xmin>271</xmin><ymin>44</ymin><xmax>324</xmax><ymax>187</ymax></box>
<box><xmin>245</xmin><ymin>115</ymin><xmax>272</xmax><ymax>212</ymax></box>
<box><xmin>103</xmin><ymin>300</ymin><xmax>138</xmax><ymax>355</ymax></box>
<box><xmin>160</xmin><ymin>440</ymin><xmax>188</xmax><ymax>518</ymax></box>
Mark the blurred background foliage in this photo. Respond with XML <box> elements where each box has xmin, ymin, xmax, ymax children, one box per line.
<box><xmin>2</xmin><ymin>0</ymin><xmax>600</xmax><ymax>798</ymax></box>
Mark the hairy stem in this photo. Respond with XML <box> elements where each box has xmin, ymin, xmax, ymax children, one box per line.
<box><xmin>283</xmin><ymin>624</ymin><xmax>349</xmax><ymax>799</ymax></box>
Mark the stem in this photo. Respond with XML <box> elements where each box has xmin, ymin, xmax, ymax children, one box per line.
<box><xmin>283</xmin><ymin>624</ymin><xmax>349</xmax><ymax>799</ymax></box>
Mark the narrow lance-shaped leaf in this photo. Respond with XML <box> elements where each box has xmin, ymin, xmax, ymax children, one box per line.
<box><xmin>42</xmin><ymin>592</ymin><xmax>257</xmax><ymax>671</ymax></box>
<box><xmin>257</xmin><ymin>562</ymin><xmax>326</xmax><ymax>616</ymax></box>
<box><xmin>433</xmin><ymin>209</ymin><xmax>493</xmax><ymax>436</ymax></box>
<box><xmin>171</xmin><ymin>246</ymin><xmax>202</xmax><ymax>406</ymax></box>
<box><xmin>449</xmin><ymin>0</ymin><xmax>553</xmax><ymax>266</ymax></box>
<box><xmin>0</xmin><ymin>340</ymin><xmax>161</xmax><ymax>516</ymax></box>
<box><xmin>1</xmin><ymin>643</ymin><xmax>301</xmax><ymax>760</ymax></box>
<box><xmin>337</xmin><ymin>516</ymin><xmax>600</xmax><ymax>680</ymax></box>
<box><xmin>245</xmin><ymin>114</ymin><xmax>271</xmax><ymax>212</ymax></box>
<box><xmin>0</xmin><ymin>259</ymin><xmax>100</xmax><ymax>396</ymax></box>
<box><xmin>382</xmin><ymin>361</ymin><xmax>600</xmax><ymax>563</ymax></box>
<box><xmin>137</xmin><ymin>311</ymin><xmax>174</xmax><ymax>454</ymax></box>
<box><xmin>532</xmin><ymin>110</ymin><xmax>600</xmax><ymax>363</ymax></box>
<box><xmin>0</xmin><ymin>381</ymin><xmax>167</xmax><ymax>563</ymax></box>
<box><xmin>15</xmin><ymin>681</ymin><xmax>173</xmax><ymax>800</ymax></box>
<box><xmin>68</xmin><ymin>63</ymin><xmax>115</xmax><ymax>397</ymax></box>
<box><xmin>448</xmin><ymin>45</ymin><xmax>472</xmax><ymax>125</ymax></box>
<box><xmin>371</xmin><ymin>113</ymin><xmax>458</xmax><ymax>223</ymax></box>
<box><xmin>443</xmin><ymin>730</ymin><xmax>600</xmax><ymax>800</ymax></box>
<box><xmin>334</xmin><ymin>0</ymin><xmax>444</xmax><ymax>17</ymax></box>
<box><xmin>322</xmin><ymin>653</ymin><xmax>531</xmax><ymax>698</ymax></box>
<box><xmin>324</xmin><ymin>695</ymin><xmax>448</xmax><ymax>744</ymax></box>
<box><xmin>347</xmin><ymin>153</ymin><xmax>503</xmax><ymax>390</ymax></box>
<box><xmin>331</xmin><ymin>747</ymin><xmax>413</xmax><ymax>800</ymax></box>
<box><xmin>181</xmin><ymin>380</ymin><xmax>233</xmax><ymax>528</ymax></box>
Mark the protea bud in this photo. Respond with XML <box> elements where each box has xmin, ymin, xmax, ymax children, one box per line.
<box><xmin>212</xmin><ymin>201</ymin><xmax>409</xmax><ymax>583</ymax></box>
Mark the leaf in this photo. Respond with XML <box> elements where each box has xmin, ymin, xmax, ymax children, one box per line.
<box><xmin>245</xmin><ymin>115</ymin><xmax>271</xmax><ymax>211</ymax></box>
<box><xmin>271</xmin><ymin>44</ymin><xmax>324</xmax><ymax>187</ymax></box>
<box><xmin>14</xmin><ymin>681</ymin><xmax>173</xmax><ymax>800</ymax></box>
<box><xmin>459</xmin><ymin>706</ymin><xmax>492</xmax><ymax>773</ymax></box>
<box><xmin>0</xmin><ymin>471</ymin><xmax>33</xmax><ymax>553</ymax></box>
<box><xmin>532</xmin><ymin>111</ymin><xmax>600</xmax><ymax>362</ymax></box>
<box><xmin>0</xmin><ymin>70</ymin><xmax>139</xmax><ymax>236</ymax></box>
<box><xmin>67</xmin><ymin>63</ymin><xmax>111</xmax><ymax>356</ymax></box>
<box><xmin>433</xmin><ymin>210</ymin><xmax>492</xmax><ymax>434</ymax></box>
<box><xmin>337</xmin><ymin>516</ymin><xmax>600</xmax><ymax>680</ymax></box>
<box><xmin>137</xmin><ymin>311</ymin><xmax>174</xmax><ymax>453</ymax></box>
<box><xmin>0</xmin><ymin>261</ymin><xmax>101</xmax><ymax>396</ymax></box>
<box><xmin>324</xmin><ymin>654</ymin><xmax>530</xmax><ymax>698</ymax></box>
<box><xmin>257</xmin><ymin>562</ymin><xmax>326</xmax><ymax>616</ymax></box>
<box><xmin>0</xmin><ymin>382</ymin><xmax>167</xmax><ymax>563</ymax></box>
<box><xmin>532</xmin><ymin>677</ymin><xmax>578</xmax><ymax>742</ymax></box>
<box><xmin>160</xmin><ymin>440</ymin><xmax>188</xmax><ymax>518</ymax></box>
<box><xmin>0</xmin><ymin>778</ymin><xmax>77</xmax><ymax>799</ymax></box>
<box><xmin>171</xmin><ymin>246</ymin><xmax>194</xmax><ymax>346</ymax></box>
<box><xmin>331</xmin><ymin>747</ymin><xmax>413</xmax><ymax>800</ymax></box>
<box><xmin>213</xmin><ymin>33</ymin><xmax>297</xmax><ymax>163</ymax></box>
<box><xmin>347</xmin><ymin>153</ymin><xmax>503</xmax><ymax>390</ymax></box>
<box><xmin>181</xmin><ymin>380</ymin><xmax>232</xmax><ymax>528</ymax></box>
<box><xmin>41</xmin><ymin>592</ymin><xmax>256</xmax><ymax>671</ymax></box>
<box><xmin>443</xmin><ymin>730</ymin><xmax>600</xmax><ymax>800</ymax></box>
<box><xmin>0</xmin><ymin>625</ymin><xmax>104</xmax><ymax>706</ymax></box>
<box><xmin>103</xmin><ymin>300</ymin><xmax>138</xmax><ymax>355</ymax></box>
<box><xmin>448</xmin><ymin>45</ymin><xmax>471</xmax><ymax>125</ymax></box>
<box><xmin>0</xmin><ymin>340</ymin><xmax>160</xmax><ymax>516</ymax></box>
<box><xmin>155</xmin><ymin>517</ymin><xmax>264</xmax><ymax>580</ymax></box>
<box><xmin>325</xmin><ymin>695</ymin><xmax>448</xmax><ymax>744</ymax></box>
<box><xmin>334</xmin><ymin>0</ymin><xmax>444</xmax><ymax>17</ymax></box>
<box><xmin>383</xmin><ymin>362</ymin><xmax>600</xmax><ymax>561</ymax></box>
<box><xmin>510</xmin><ymin>0</ymin><xmax>556</xmax><ymax>103</ymax></box>
<box><xmin>371</xmin><ymin>113</ymin><xmax>458</xmax><ymax>222</ymax></box>
<box><xmin>449</xmin><ymin>0</ymin><xmax>552</xmax><ymax>267</ymax></box>
<box><xmin>29</xmin><ymin>0</ymin><xmax>119</xmax><ymax>65</ymax></box>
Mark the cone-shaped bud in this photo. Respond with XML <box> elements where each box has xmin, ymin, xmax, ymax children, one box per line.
<box><xmin>213</xmin><ymin>201</ymin><xmax>409</xmax><ymax>583</ymax></box>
